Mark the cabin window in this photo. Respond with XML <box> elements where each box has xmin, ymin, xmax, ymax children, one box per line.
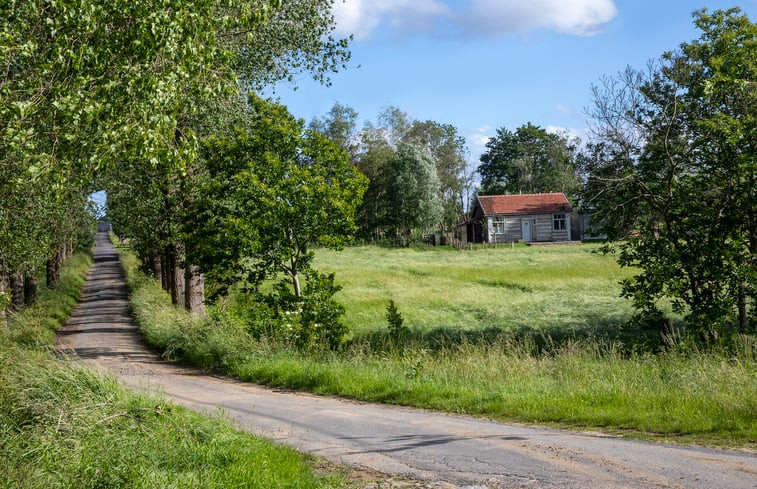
<box><xmin>492</xmin><ymin>217</ymin><xmax>506</xmax><ymax>234</ymax></box>
<box><xmin>553</xmin><ymin>213</ymin><xmax>566</xmax><ymax>231</ymax></box>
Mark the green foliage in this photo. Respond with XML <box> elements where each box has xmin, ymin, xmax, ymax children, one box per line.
<box><xmin>181</xmin><ymin>96</ymin><xmax>364</xmax><ymax>346</ymax></box>
<box><xmin>386</xmin><ymin>143</ymin><xmax>444</xmax><ymax>246</ymax></box>
<box><xmin>478</xmin><ymin>122</ymin><xmax>581</xmax><ymax>201</ymax></box>
<box><xmin>232</xmin><ymin>0</ymin><xmax>351</xmax><ymax>89</ymax></box>
<box><xmin>262</xmin><ymin>271</ymin><xmax>348</xmax><ymax>349</ymax></box>
<box><xmin>350</xmin><ymin>105</ymin><xmax>469</xmax><ymax>243</ymax></box>
<box><xmin>308</xmin><ymin>101</ymin><xmax>359</xmax><ymax>158</ymax></box>
<box><xmin>385</xmin><ymin>299</ymin><xmax>407</xmax><ymax>342</ymax></box>
<box><xmin>584</xmin><ymin>8</ymin><xmax>756</xmax><ymax>338</ymax></box>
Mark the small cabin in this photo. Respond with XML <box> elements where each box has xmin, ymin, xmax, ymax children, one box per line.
<box><xmin>466</xmin><ymin>193</ymin><xmax>574</xmax><ymax>244</ymax></box>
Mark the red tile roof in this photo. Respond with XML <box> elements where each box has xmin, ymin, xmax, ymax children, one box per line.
<box><xmin>477</xmin><ymin>193</ymin><xmax>572</xmax><ymax>215</ymax></box>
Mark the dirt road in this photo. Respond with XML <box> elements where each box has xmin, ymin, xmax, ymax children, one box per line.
<box><xmin>56</xmin><ymin>232</ymin><xmax>757</xmax><ymax>489</ymax></box>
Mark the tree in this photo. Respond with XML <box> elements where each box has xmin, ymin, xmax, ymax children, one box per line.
<box><xmin>404</xmin><ymin>120</ymin><xmax>468</xmax><ymax>234</ymax></box>
<box><xmin>477</xmin><ymin>123</ymin><xmax>581</xmax><ymax>201</ymax></box>
<box><xmin>309</xmin><ymin>101</ymin><xmax>359</xmax><ymax>159</ymax></box>
<box><xmin>351</xmin><ymin>106</ymin><xmax>468</xmax><ymax>243</ymax></box>
<box><xmin>183</xmin><ymin>97</ymin><xmax>366</xmax><ymax>347</ymax></box>
<box><xmin>1</xmin><ymin>0</ymin><xmax>284</xmax><ymax>317</ymax></box>
<box><xmin>232</xmin><ymin>0</ymin><xmax>351</xmax><ymax>90</ymax></box>
<box><xmin>186</xmin><ymin>97</ymin><xmax>363</xmax><ymax>285</ymax></box>
<box><xmin>386</xmin><ymin>143</ymin><xmax>444</xmax><ymax>247</ymax></box>
<box><xmin>583</xmin><ymin>8</ymin><xmax>756</xmax><ymax>340</ymax></box>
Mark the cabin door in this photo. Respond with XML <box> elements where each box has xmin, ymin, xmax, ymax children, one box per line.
<box><xmin>521</xmin><ymin>218</ymin><xmax>532</xmax><ymax>242</ymax></box>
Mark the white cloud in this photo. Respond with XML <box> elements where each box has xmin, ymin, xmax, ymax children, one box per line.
<box><xmin>555</xmin><ymin>103</ymin><xmax>578</xmax><ymax>116</ymax></box>
<box><xmin>459</xmin><ymin>0</ymin><xmax>618</xmax><ymax>37</ymax></box>
<box><xmin>332</xmin><ymin>0</ymin><xmax>450</xmax><ymax>40</ymax></box>
<box><xmin>332</xmin><ymin>0</ymin><xmax>618</xmax><ymax>40</ymax></box>
<box><xmin>546</xmin><ymin>125</ymin><xmax>586</xmax><ymax>143</ymax></box>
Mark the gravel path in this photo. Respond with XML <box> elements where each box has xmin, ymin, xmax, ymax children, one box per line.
<box><xmin>56</xmin><ymin>232</ymin><xmax>757</xmax><ymax>489</ymax></box>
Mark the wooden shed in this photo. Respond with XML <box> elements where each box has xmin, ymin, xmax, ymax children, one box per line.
<box><xmin>467</xmin><ymin>193</ymin><xmax>573</xmax><ymax>244</ymax></box>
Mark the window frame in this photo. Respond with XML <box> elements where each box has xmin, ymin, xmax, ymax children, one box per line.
<box><xmin>492</xmin><ymin>216</ymin><xmax>506</xmax><ymax>235</ymax></box>
<box><xmin>553</xmin><ymin>213</ymin><xmax>567</xmax><ymax>231</ymax></box>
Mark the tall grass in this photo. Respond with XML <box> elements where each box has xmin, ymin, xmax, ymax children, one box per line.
<box><xmin>313</xmin><ymin>244</ymin><xmax>639</xmax><ymax>339</ymax></box>
<box><xmin>228</xmin><ymin>338</ymin><xmax>756</xmax><ymax>447</ymax></box>
<box><xmin>1</xmin><ymin>251</ymin><xmax>349</xmax><ymax>488</ymax></box>
<box><xmin>119</xmin><ymin>243</ymin><xmax>757</xmax><ymax>448</ymax></box>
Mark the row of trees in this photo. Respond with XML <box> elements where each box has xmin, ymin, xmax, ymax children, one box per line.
<box><xmin>308</xmin><ymin>105</ymin><xmax>586</xmax><ymax>248</ymax></box>
<box><xmin>309</xmin><ymin>104</ymin><xmax>473</xmax><ymax>246</ymax></box>
<box><xmin>2</xmin><ymin>0</ymin><xmax>363</xmax><ymax>347</ymax></box>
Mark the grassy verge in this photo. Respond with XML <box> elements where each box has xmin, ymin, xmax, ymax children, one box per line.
<box><xmin>0</xmin><ymin>252</ymin><xmax>350</xmax><ymax>489</ymax></box>
<box><xmin>117</xmin><ymin>242</ymin><xmax>757</xmax><ymax>449</ymax></box>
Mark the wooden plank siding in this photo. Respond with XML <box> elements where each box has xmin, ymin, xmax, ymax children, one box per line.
<box><xmin>487</xmin><ymin>216</ymin><xmax>521</xmax><ymax>243</ymax></box>
<box><xmin>487</xmin><ymin>214</ymin><xmax>570</xmax><ymax>243</ymax></box>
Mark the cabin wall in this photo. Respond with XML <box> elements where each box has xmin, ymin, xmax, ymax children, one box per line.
<box><xmin>485</xmin><ymin>213</ymin><xmax>571</xmax><ymax>243</ymax></box>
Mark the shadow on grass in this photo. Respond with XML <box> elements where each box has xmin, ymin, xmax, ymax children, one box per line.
<box><xmin>353</xmin><ymin>313</ymin><xmax>666</xmax><ymax>356</ymax></box>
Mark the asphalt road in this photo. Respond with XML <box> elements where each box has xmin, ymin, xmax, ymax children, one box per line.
<box><xmin>55</xmin><ymin>232</ymin><xmax>757</xmax><ymax>489</ymax></box>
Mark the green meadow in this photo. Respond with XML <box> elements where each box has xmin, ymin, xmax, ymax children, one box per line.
<box><xmin>314</xmin><ymin>243</ymin><xmax>639</xmax><ymax>342</ymax></box>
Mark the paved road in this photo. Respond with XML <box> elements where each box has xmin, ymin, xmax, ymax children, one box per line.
<box><xmin>56</xmin><ymin>232</ymin><xmax>757</xmax><ymax>489</ymax></box>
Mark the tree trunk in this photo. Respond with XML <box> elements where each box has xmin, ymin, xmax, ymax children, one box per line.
<box><xmin>151</xmin><ymin>253</ymin><xmax>162</xmax><ymax>281</ymax></box>
<box><xmin>184</xmin><ymin>264</ymin><xmax>206</xmax><ymax>317</ymax></box>
<box><xmin>24</xmin><ymin>274</ymin><xmax>37</xmax><ymax>306</ymax></box>
<box><xmin>171</xmin><ymin>244</ymin><xmax>185</xmax><ymax>306</ymax></box>
<box><xmin>737</xmin><ymin>282</ymin><xmax>749</xmax><ymax>334</ymax></box>
<box><xmin>46</xmin><ymin>248</ymin><xmax>62</xmax><ymax>287</ymax></box>
<box><xmin>66</xmin><ymin>240</ymin><xmax>73</xmax><ymax>259</ymax></box>
<box><xmin>10</xmin><ymin>271</ymin><xmax>24</xmax><ymax>311</ymax></box>
<box><xmin>161</xmin><ymin>249</ymin><xmax>171</xmax><ymax>292</ymax></box>
<box><xmin>658</xmin><ymin>316</ymin><xmax>673</xmax><ymax>347</ymax></box>
<box><xmin>0</xmin><ymin>255</ymin><xmax>9</xmax><ymax>325</ymax></box>
<box><xmin>402</xmin><ymin>227</ymin><xmax>411</xmax><ymax>248</ymax></box>
<box><xmin>292</xmin><ymin>270</ymin><xmax>301</xmax><ymax>298</ymax></box>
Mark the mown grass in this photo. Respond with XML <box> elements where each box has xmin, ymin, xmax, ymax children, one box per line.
<box><xmin>0</xmin><ymin>251</ymin><xmax>350</xmax><ymax>489</ymax></box>
<box><xmin>118</xmin><ymin>242</ymin><xmax>757</xmax><ymax>449</ymax></box>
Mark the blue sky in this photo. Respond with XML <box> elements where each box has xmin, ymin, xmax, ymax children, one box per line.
<box><xmin>270</xmin><ymin>0</ymin><xmax>757</xmax><ymax>165</ymax></box>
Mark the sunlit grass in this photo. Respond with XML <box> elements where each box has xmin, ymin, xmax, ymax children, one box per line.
<box><xmin>314</xmin><ymin>243</ymin><xmax>636</xmax><ymax>337</ymax></box>
<box><xmin>117</xmin><ymin>242</ymin><xmax>757</xmax><ymax>448</ymax></box>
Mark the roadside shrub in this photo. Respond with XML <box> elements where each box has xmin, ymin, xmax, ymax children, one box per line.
<box><xmin>261</xmin><ymin>271</ymin><xmax>347</xmax><ymax>349</ymax></box>
<box><xmin>386</xmin><ymin>299</ymin><xmax>408</xmax><ymax>342</ymax></box>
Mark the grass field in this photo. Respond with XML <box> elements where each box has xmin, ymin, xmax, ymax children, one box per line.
<box><xmin>118</xmin><ymin>242</ymin><xmax>757</xmax><ymax>448</ymax></box>
<box><xmin>313</xmin><ymin>243</ymin><xmax>644</xmax><ymax>345</ymax></box>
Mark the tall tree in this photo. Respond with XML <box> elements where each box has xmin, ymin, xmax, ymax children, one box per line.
<box><xmin>309</xmin><ymin>101</ymin><xmax>359</xmax><ymax>159</ymax></box>
<box><xmin>183</xmin><ymin>97</ymin><xmax>366</xmax><ymax>347</ymax></box>
<box><xmin>184</xmin><ymin>96</ymin><xmax>367</xmax><ymax>295</ymax></box>
<box><xmin>386</xmin><ymin>143</ymin><xmax>444</xmax><ymax>247</ymax></box>
<box><xmin>583</xmin><ymin>8</ymin><xmax>756</xmax><ymax>339</ymax></box>
<box><xmin>477</xmin><ymin>123</ymin><xmax>581</xmax><ymax>201</ymax></box>
<box><xmin>404</xmin><ymin>121</ymin><xmax>468</xmax><ymax>234</ymax></box>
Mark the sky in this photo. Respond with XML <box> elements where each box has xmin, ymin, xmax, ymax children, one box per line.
<box><xmin>270</xmin><ymin>0</ymin><xmax>757</xmax><ymax>166</ymax></box>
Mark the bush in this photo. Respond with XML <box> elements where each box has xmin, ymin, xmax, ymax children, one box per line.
<box><xmin>260</xmin><ymin>271</ymin><xmax>348</xmax><ymax>350</ymax></box>
<box><xmin>386</xmin><ymin>299</ymin><xmax>407</xmax><ymax>342</ymax></box>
